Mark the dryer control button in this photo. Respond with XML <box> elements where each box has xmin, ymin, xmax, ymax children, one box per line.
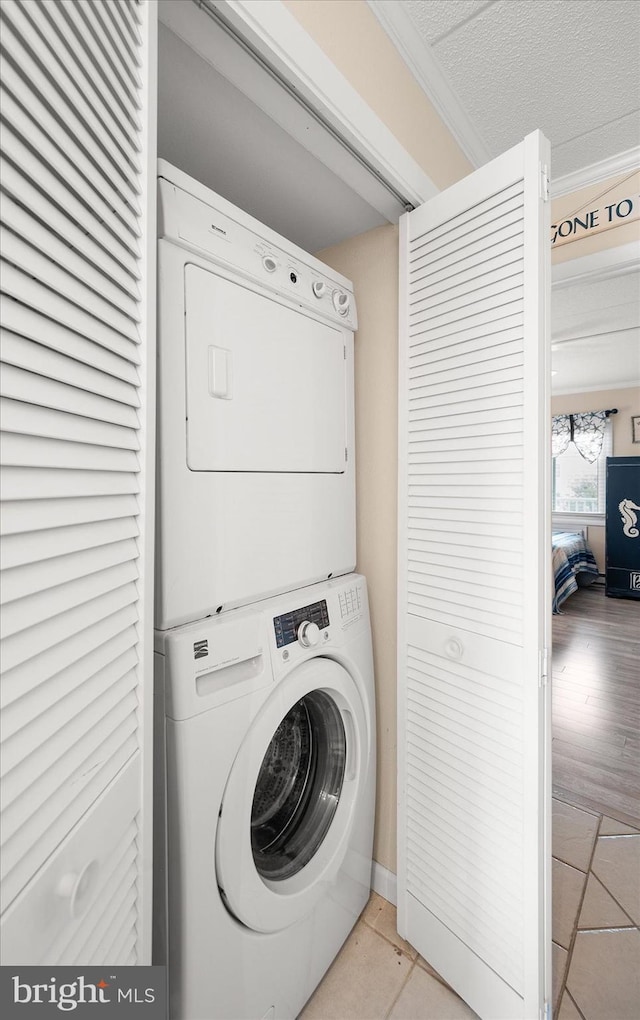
<box><xmin>262</xmin><ymin>255</ymin><xmax>277</xmax><ymax>273</ymax></box>
<box><xmin>332</xmin><ymin>289</ymin><xmax>349</xmax><ymax>315</ymax></box>
<box><xmin>312</xmin><ymin>280</ymin><xmax>326</xmax><ymax>298</ymax></box>
<box><xmin>297</xmin><ymin>621</ymin><xmax>320</xmax><ymax>648</ymax></box>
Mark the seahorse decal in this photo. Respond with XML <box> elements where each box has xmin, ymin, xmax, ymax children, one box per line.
<box><xmin>618</xmin><ymin>499</ymin><xmax>640</xmax><ymax>538</ymax></box>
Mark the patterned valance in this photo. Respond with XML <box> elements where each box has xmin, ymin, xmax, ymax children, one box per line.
<box><xmin>552</xmin><ymin>410</ymin><xmax>609</xmax><ymax>463</ymax></box>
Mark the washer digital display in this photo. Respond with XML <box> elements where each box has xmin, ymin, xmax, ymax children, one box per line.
<box><xmin>274</xmin><ymin>600</ymin><xmax>330</xmax><ymax>648</ymax></box>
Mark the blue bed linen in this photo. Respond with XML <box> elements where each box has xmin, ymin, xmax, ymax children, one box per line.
<box><xmin>552</xmin><ymin>531</ymin><xmax>599</xmax><ymax>613</ymax></box>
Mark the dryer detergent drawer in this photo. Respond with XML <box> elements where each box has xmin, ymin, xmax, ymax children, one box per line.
<box><xmin>185</xmin><ymin>265</ymin><xmax>346</xmax><ymax>473</ymax></box>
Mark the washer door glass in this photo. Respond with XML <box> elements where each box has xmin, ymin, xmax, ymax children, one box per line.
<box><xmin>215</xmin><ymin>656</ymin><xmax>368</xmax><ymax>933</ymax></box>
<box><xmin>251</xmin><ymin>691</ymin><xmax>346</xmax><ymax>881</ymax></box>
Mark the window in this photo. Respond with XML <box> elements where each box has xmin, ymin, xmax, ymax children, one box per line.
<box><xmin>552</xmin><ymin>418</ymin><xmax>611</xmax><ymax>513</ymax></box>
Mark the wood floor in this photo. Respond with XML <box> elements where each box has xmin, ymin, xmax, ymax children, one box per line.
<box><xmin>552</xmin><ymin>583</ymin><xmax>640</xmax><ymax>827</ymax></box>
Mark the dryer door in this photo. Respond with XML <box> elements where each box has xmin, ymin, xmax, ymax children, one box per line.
<box><xmin>215</xmin><ymin>657</ymin><xmax>368</xmax><ymax>933</ymax></box>
<box><xmin>185</xmin><ymin>265</ymin><xmax>347</xmax><ymax>473</ymax></box>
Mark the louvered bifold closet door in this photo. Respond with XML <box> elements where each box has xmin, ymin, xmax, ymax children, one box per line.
<box><xmin>397</xmin><ymin>132</ymin><xmax>551</xmax><ymax>1020</ymax></box>
<box><xmin>0</xmin><ymin>0</ymin><xmax>156</xmax><ymax>965</ymax></box>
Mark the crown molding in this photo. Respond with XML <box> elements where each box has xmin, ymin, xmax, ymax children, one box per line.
<box><xmin>550</xmin><ymin>146</ymin><xmax>640</xmax><ymax>199</ymax></box>
<box><xmin>367</xmin><ymin>0</ymin><xmax>490</xmax><ymax>170</ymax></box>
<box><xmin>552</xmin><ymin>379</ymin><xmax>640</xmax><ymax>396</ymax></box>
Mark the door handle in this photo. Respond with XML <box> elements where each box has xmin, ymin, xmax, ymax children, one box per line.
<box><xmin>444</xmin><ymin>636</ymin><xmax>464</xmax><ymax>661</ymax></box>
<box><xmin>208</xmin><ymin>346</ymin><xmax>232</xmax><ymax>399</ymax></box>
<box><xmin>342</xmin><ymin>709</ymin><xmax>357</xmax><ymax>781</ymax></box>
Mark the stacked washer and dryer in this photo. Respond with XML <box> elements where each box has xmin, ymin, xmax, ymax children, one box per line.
<box><xmin>153</xmin><ymin>161</ymin><xmax>376</xmax><ymax>1020</ymax></box>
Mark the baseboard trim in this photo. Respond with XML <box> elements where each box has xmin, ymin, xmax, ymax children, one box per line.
<box><xmin>371</xmin><ymin>860</ymin><xmax>397</xmax><ymax>906</ymax></box>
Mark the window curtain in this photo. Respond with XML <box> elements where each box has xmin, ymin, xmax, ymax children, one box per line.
<box><xmin>551</xmin><ymin>410</ymin><xmax>609</xmax><ymax>463</ymax></box>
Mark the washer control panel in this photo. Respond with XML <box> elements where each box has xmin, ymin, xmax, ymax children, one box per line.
<box><xmin>297</xmin><ymin>621</ymin><xmax>320</xmax><ymax>648</ymax></box>
<box><xmin>273</xmin><ymin>599</ymin><xmax>330</xmax><ymax>649</ymax></box>
<box><xmin>338</xmin><ymin>583</ymin><xmax>362</xmax><ymax>620</ymax></box>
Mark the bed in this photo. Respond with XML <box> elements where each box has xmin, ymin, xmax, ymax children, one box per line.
<box><xmin>552</xmin><ymin>531</ymin><xmax>600</xmax><ymax>613</ymax></box>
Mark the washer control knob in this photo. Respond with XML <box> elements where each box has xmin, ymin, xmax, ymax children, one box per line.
<box><xmin>332</xmin><ymin>289</ymin><xmax>349</xmax><ymax>315</ymax></box>
<box><xmin>262</xmin><ymin>255</ymin><xmax>277</xmax><ymax>273</ymax></box>
<box><xmin>312</xmin><ymin>280</ymin><xmax>327</xmax><ymax>298</ymax></box>
<box><xmin>297</xmin><ymin>621</ymin><xmax>320</xmax><ymax>648</ymax></box>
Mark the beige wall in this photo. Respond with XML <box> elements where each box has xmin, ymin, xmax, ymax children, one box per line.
<box><xmin>292</xmin><ymin>0</ymin><xmax>472</xmax><ymax>875</ymax></box>
<box><xmin>551</xmin><ymin>386</ymin><xmax>640</xmax><ymax>570</ymax></box>
<box><xmin>551</xmin><ymin>170</ymin><xmax>640</xmax><ymax>264</ymax></box>
<box><xmin>283</xmin><ymin>0</ymin><xmax>472</xmax><ymax>190</ymax></box>
<box><xmin>317</xmin><ymin>225</ymin><xmax>399</xmax><ymax>872</ymax></box>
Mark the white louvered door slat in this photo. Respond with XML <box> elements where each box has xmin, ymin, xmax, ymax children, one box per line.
<box><xmin>1</xmin><ymin>518</ymin><xmax>140</xmax><ymax>570</ymax></box>
<box><xmin>1</xmin><ymin>433</ymin><xmax>141</xmax><ymax>472</ymax></box>
<box><xmin>1</xmin><ymin>69</ymin><xmax>141</xmax><ymax>227</ymax></box>
<box><xmin>398</xmin><ymin>132</ymin><xmax>551</xmax><ymax>1020</ymax></box>
<box><xmin>2</xmin><ymin>581</ymin><xmax>139</xmax><ymax>674</ymax></box>
<box><xmin>0</xmin><ymin>153</ymin><xmax>141</xmax><ymax>288</ymax></box>
<box><xmin>0</xmin><ymin>494</ymin><xmax>140</xmax><ymax>535</ymax></box>
<box><xmin>57</xmin><ymin>832</ymin><xmax>138</xmax><ymax>965</ymax></box>
<box><xmin>1</xmin><ymin>333</ymin><xmax>140</xmax><ymax>405</ymax></box>
<box><xmin>116</xmin><ymin>2</ymin><xmax>143</xmax><ymax>48</ymax></box>
<box><xmin>1</xmin><ymin>562</ymin><xmax>139</xmax><ymax>645</ymax></box>
<box><xmin>87</xmin><ymin>0</ymin><xmax>144</xmax><ymax>89</ymax></box>
<box><xmin>1</xmin><ymin>365</ymin><xmax>140</xmax><ymax>427</ymax></box>
<box><xmin>1</xmin><ymin>609</ymin><xmax>139</xmax><ymax>711</ymax></box>
<box><xmin>0</xmin><ymin>0</ymin><xmax>156</xmax><ymax>966</ymax></box>
<box><xmin>2</xmin><ymin>655</ymin><xmax>138</xmax><ymax>773</ymax></box>
<box><xmin>0</xmin><ymin>158</ymin><xmax>140</xmax><ymax>295</ymax></box>
<box><xmin>1</xmin><ymin>232</ymin><xmax>141</xmax><ymax>339</ymax></box>
<box><xmin>0</xmin><ymin>194</ymin><xmax>141</xmax><ymax>320</ymax></box>
<box><xmin>0</xmin><ymin>12</ymin><xmax>141</xmax><ymax>213</ymax></box>
<box><xmin>55</xmin><ymin>2</ymin><xmax>143</xmax><ymax>130</ymax></box>
<box><xmin>1</xmin><ymin>537</ymin><xmax>139</xmax><ymax>604</ymax></box>
<box><xmin>76</xmin><ymin>1</ymin><xmax>143</xmax><ymax>101</ymax></box>
<box><xmin>21</xmin><ymin>0</ymin><xmax>141</xmax><ymax>168</ymax></box>
<box><xmin>0</xmin><ymin>401</ymin><xmax>140</xmax><ymax>452</ymax></box>
<box><xmin>2</xmin><ymin>641</ymin><xmax>139</xmax><ymax>745</ymax></box>
<box><xmin>1</xmin><ymin>764</ymin><xmax>141</xmax><ymax>965</ymax></box>
<box><xmin>0</xmin><ymin>299</ymin><xmax>142</xmax><ymax>381</ymax></box>
<box><xmin>1</xmin><ymin>263</ymin><xmax>141</xmax><ymax>359</ymax></box>
<box><xmin>99</xmin><ymin>0</ymin><xmax>140</xmax><ymax>63</ymax></box>
<box><xmin>33</xmin><ymin>1</ymin><xmax>140</xmax><ymax>142</ymax></box>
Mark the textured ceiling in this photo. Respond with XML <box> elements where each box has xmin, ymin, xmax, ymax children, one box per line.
<box><xmin>551</xmin><ymin>270</ymin><xmax>640</xmax><ymax>392</ymax></box>
<box><xmin>399</xmin><ymin>0</ymin><xmax>640</xmax><ymax>177</ymax></box>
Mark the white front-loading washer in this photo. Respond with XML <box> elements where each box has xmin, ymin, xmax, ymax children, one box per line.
<box><xmin>155</xmin><ymin>160</ymin><xmax>359</xmax><ymax>630</ymax></box>
<box><xmin>154</xmin><ymin>574</ymin><xmax>375</xmax><ymax>1020</ymax></box>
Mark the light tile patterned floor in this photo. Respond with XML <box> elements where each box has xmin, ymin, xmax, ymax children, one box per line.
<box><xmin>299</xmin><ymin>799</ymin><xmax>640</xmax><ymax>1020</ymax></box>
<box><xmin>552</xmin><ymin>799</ymin><xmax>640</xmax><ymax>1020</ymax></box>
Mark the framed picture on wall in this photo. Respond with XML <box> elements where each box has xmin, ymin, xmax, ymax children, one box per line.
<box><xmin>633</xmin><ymin>415</ymin><xmax>640</xmax><ymax>444</ymax></box>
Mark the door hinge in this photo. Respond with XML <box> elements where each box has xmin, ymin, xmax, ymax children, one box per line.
<box><xmin>540</xmin><ymin>164</ymin><xmax>550</xmax><ymax>202</ymax></box>
<box><xmin>540</xmin><ymin>1000</ymin><xmax>551</xmax><ymax>1020</ymax></box>
<box><xmin>345</xmin><ymin>446</ymin><xmax>348</xmax><ymax>462</ymax></box>
<box><xmin>344</xmin><ymin>345</ymin><xmax>346</xmax><ymax>360</ymax></box>
<box><xmin>539</xmin><ymin>647</ymin><xmax>549</xmax><ymax>686</ymax></box>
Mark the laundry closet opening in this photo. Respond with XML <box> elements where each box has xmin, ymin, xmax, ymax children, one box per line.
<box><xmin>156</xmin><ymin>0</ymin><xmax>412</xmax><ymax>907</ymax></box>
<box><xmin>157</xmin><ymin>6</ymin><xmax>401</xmax><ymax>254</ymax></box>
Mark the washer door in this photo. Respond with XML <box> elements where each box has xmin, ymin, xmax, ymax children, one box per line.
<box><xmin>215</xmin><ymin>657</ymin><xmax>368</xmax><ymax>933</ymax></box>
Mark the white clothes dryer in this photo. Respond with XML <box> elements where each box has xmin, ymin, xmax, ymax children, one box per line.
<box><xmin>154</xmin><ymin>574</ymin><xmax>375</xmax><ymax>1020</ymax></box>
<box><xmin>155</xmin><ymin>161</ymin><xmax>358</xmax><ymax>630</ymax></box>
